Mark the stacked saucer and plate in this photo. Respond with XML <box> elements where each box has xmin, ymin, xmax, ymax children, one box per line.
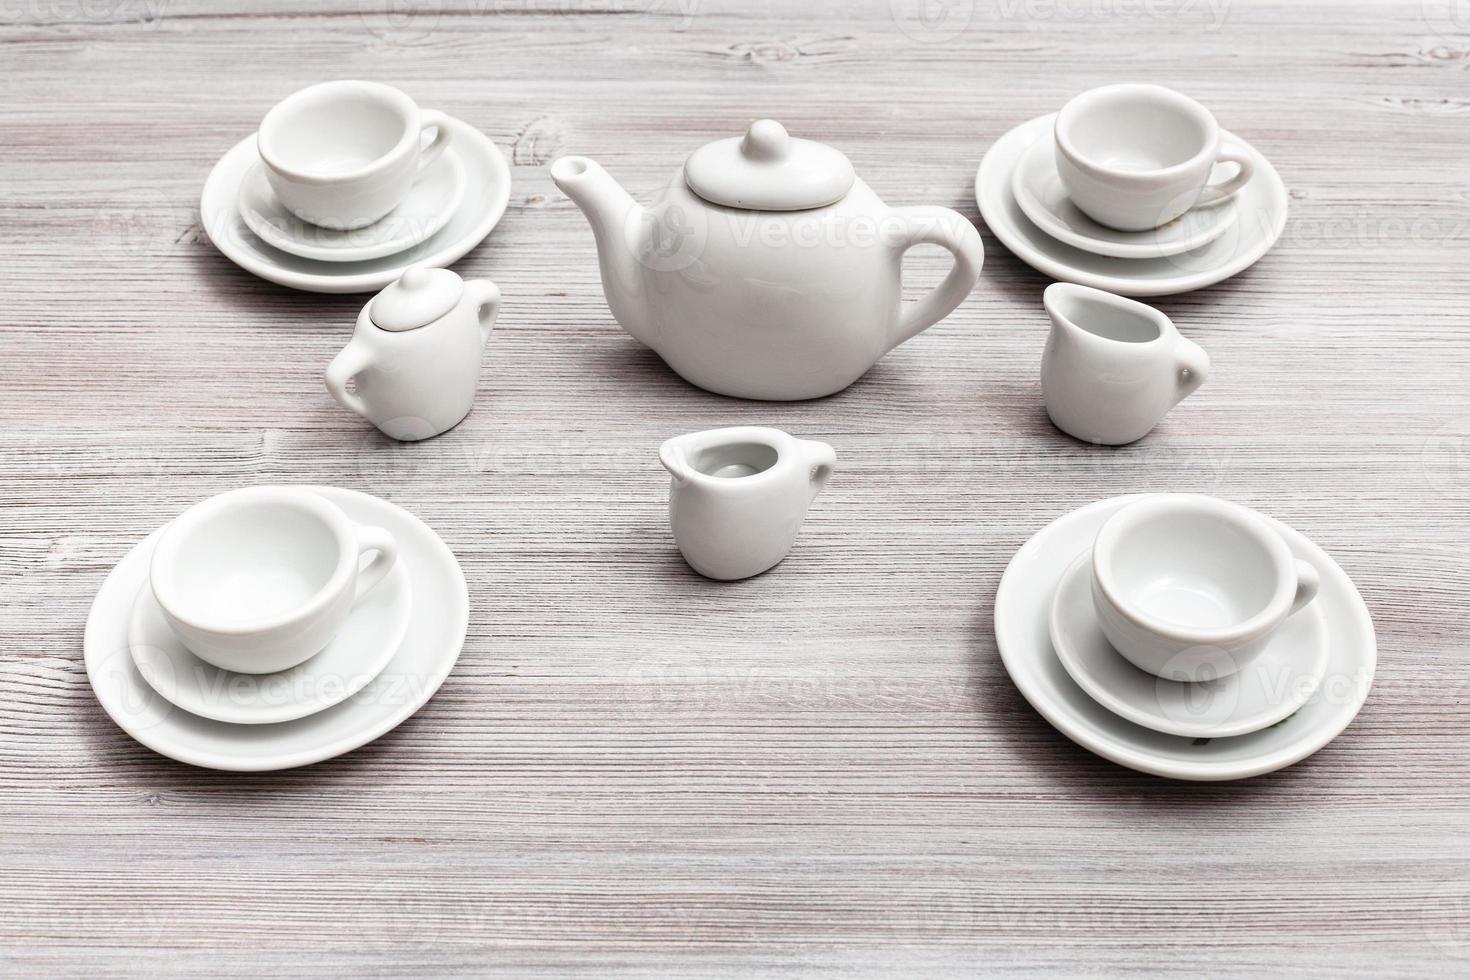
<box><xmin>83</xmin><ymin>486</ymin><xmax>468</xmax><ymax>771</ymax></box>
<box><xmin>976</xmin><ymin>84</ymin><xmax>1289</xmax><ymax>296</ymax></box>
<box><xmin>201</xmin><ymin>81</ymin><xmax>510</xmax><ymax>294</ymax></box>
<box><xmin>994</xmin><ymin>494</ymin><xmax>1376</xmax><ymax>780</ymax></box>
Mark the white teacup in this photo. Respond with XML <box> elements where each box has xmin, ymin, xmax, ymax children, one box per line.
<box><xmin>1090</xmin><ymin>495</ymin><xmax>1320</xmax><ymax>682</ymax></box>
<box><xmin>257</xmin><ymin>80</ymin><xmax>452</xmax><ymax>230</ymax></box>
<box><xmin>1055</xmin><ymin>83</ymin><xmax>1255</xmax><ymax>232</ymax></box>
<box><xmin>149</xmin><ymin>487</ymin><xmax>399</xmax><ymax>674</ymax></box>
<box><xmin>1040</xmin><ymin>282</ymin><xmax>1210</xmax><ymax>445</ymax></box>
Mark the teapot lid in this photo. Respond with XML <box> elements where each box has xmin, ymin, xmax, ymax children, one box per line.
<box><xmin>683</xmin><ymin>120</ymin><xmax>854</xmax><ymax>211</ymax></box>
<box><xmin>369</xmin><ymin>266</ymin><xmax>462</xmax><ymax>332</ymax></box>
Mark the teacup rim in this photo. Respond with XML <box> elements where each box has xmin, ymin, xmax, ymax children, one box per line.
<box><xmin>149</xmin><ymin>486</ymin><xmax>356</xmax><ymax>636</ymax></box>
<box><xmin>1091</xmin><ymin>493</ymin><xmax>1297</xmax><ymax>644</ymax></box>
<box><xmin>1055</xmin><ymin>82</ymin><xmax>1218</xmax><ymax>183</ymax></box>
<box><xmin>257</xmin><ymin>79</ymin><xmax>420</xmax><ymax>186</ymax></box>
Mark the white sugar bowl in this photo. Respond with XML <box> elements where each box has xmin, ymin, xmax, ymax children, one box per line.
<box><xmin>326</xmin><ymin>266</ymin><xmax>501</xmax><ymax>441</ymax></box>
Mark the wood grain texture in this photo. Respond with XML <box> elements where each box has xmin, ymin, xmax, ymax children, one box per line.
<box><xmin>2</xmin><ymin>0</ymin><xmax>1469</xmax><ymax>975</ymax></box>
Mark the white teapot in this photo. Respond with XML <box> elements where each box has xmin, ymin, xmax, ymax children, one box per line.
<box><xmin>325</xmin><ymin>267</ymin><xmax>501</xmax><ymax>441</ymax></box>
<box><xmin>551</xmin><ymin>120</ymin><xmax>984</xmax><ymax>401</ymax></box>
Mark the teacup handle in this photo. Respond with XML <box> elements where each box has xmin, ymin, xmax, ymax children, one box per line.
<box><xmin>1173</xmin><ymin>337</ymin><xmax>1211</xmax><ymax>404</ymax></box>
<box><xmin>416</xmin><ymin>109</ymin><xmax>453</xmax><ymax>176</ymax></box>
<box><xmin>324</xmin><ymin>341</ymin><xmax>375</xmax><ymax>420</ymax></box>
<box><xmin>887</xmin><ymin>206</ymin><xmax>985</xmax><ymax>352</ymax></box>
<box><xmin>1195</xmin><ymin>146</ymin><xmax>1255</xmax><ymax>208</ymax></box>
<box><xmin>353</xmin><ymin>525</ymin><xmax>399</xmax><ymax>603</ymax></box>
<box><xmin>1290</xmin><ymin>559</ymin><xmax>1321</xmax><ymax>615</ymax></box>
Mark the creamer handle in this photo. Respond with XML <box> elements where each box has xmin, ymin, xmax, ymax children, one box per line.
<box><xmin>1173</xmin><ymin>336</ymin><xmax>1211</xmax><ymax>405</ymax></box>
<box><xmin>324</xmin><ymin>341</ymin><xmax>374</xmax><ymax>420</ymax></box>
<box><xmin>800</xmin><ymin>439</ymin><xmax>836</xmax><ymax>496</ymax></box>
<box><xmin>888</xmin><ymin>206</ymin><xmax>984</xmax><ymax>352</ymax></box>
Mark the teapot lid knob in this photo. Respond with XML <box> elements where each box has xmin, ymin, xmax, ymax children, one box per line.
<box><xmin>684</xmin><ymin>119</ymin><xmax>855</xmax><ymax>212</ymax></box>
<box><xmin>369</xmin><ymin>265</ymin><xmax>464</xmax><ymax>332</ymax></box>
<box><xmin>741</xmin><ymin>119</ymin><xmax>790</xmax><ymax>161</ymax></box>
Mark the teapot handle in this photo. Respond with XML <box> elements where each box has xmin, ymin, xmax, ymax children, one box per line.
<box><xmin>887</xmin><ymin>206</ymin><xmax>984</xmax><ymax>353</ymax></box>
<box><xmin>324</xmin><ymin>341</ymin><xmax>374</xmax><ymax>420</ymax></box>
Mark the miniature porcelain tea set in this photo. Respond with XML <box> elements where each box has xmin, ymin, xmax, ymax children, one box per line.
<box><xmin>976</xmin><ymin>84</ymin><xmax>1289</xmax><ymax>296</ymax></box>
<box><xmin>201</xmin><ymin>81</ymin><xmax>510</xmax><ymax>293</ymax></box>
<box><xmin>83</xmin><ymin>80</ymin><xmax>1373</xmax><ymax>779</ymax></box>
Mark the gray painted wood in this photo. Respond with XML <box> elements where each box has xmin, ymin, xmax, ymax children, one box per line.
<box><xmin>2</xmin><ymin>0</ymin><xmax>1469</xmax><ymax>975</ymax></box>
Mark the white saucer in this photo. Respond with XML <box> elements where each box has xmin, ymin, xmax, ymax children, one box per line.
<box><xmin>977</xmin><ymin>114</ymin><xmax>1288</xmax><ymax>296</ymax></box>
<box><xmin>85</xmin><ymin>486</ymin><xmax>467</xmax><ymax>770</ymax></box>
<box><xmin>237</xmin><ymin>150</ymin><xmax>465</xmax><ymax>263</ymax></box>
<box><xmin>1048</xmin><ymin>552</ymin><xmax>1329</xmax><ymax>739</ymax></box>
<box><xmin>1011</xmin><ymin>132</ymin><xmax>1239</xmax><ymax>259</ymax></box>
<box><xmin>127</xmin><ymin>557</ymin><xmax>412</xmax><ymax>726</ymax></box>
<box><xmin>201</xmin><ymin>116</ymin><xmax>509</xmax><ymax>293</ymax></box>
<box><xmin>994</xmin><ymin>495</ymin><xmax>1374</xmax><ymax>780</ymax></box>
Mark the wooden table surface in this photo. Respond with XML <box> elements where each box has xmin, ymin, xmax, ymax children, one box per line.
<box><xmin>3</xmin><ymin>0</ymin><xmax>1468</xmax><ymax>975</ymax></box>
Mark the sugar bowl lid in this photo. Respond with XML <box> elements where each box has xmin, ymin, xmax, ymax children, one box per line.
<box><xmin>683</xmin><ymin>120</ymin><xmax>855</xmax><ymax>211</ymax></box>
<box><xmin>369</xmin><ymin>266</ymin><xmax>462</xmax><ymax>332</ymax></box>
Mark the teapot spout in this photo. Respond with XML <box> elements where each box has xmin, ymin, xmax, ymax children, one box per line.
<box><xmin>551</xmin><ymin>156</ymin><xmax>647</xmax><ymax>340</ymax></box>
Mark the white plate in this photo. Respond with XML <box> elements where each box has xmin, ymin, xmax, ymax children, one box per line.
<box><xmin>1010</xmin><ymin>132</ymin><xmax>1238</xmax><ymax>259</ymax></box>
<box><xmin>127</xmin><ymin>556</ymin><xmax>412</xmax><ymax>726</ymax></box>
<box><xmin>237</xmin><ymin>150</ymin><xmax>465</xmax><ymax>263</ymax></box>
<box><xmin>85</xmin><ymin>486</ymin><xmax>467</xmax><ymax>770</ymax></box>
<box><xmin>976</xmin><ymin>114</ymin><xmax>1288</xmax><ymax>296</ymax></box>
<box><xmin>201</xmin><ymin>116</ymin><xmax>509</xmax><ymax>293</ymax></box>
<box><xmin>995</xmin><ymin>495</ymin><xmax>1374</xmax><ymax>780</ymax></box>
<box><xmin>1049</xmin><ymin>552</ymin><xmax>1328</xmax><ymax>739</ymax></box>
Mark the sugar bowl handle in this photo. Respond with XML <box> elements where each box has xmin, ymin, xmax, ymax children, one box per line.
<box><xmin>887</xmin><ymin>206</ymin><xmax>984</xmax><ymax>352</ymax></box>
<box><xmin>465</xmin><ymin>279</ymin><xmax>502</xmax><ymax>348</ymax></box>
<box><xmin>325</xmin><ymin>341</ymin><xmax>375</xmax><ymax>419</ymax></box>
